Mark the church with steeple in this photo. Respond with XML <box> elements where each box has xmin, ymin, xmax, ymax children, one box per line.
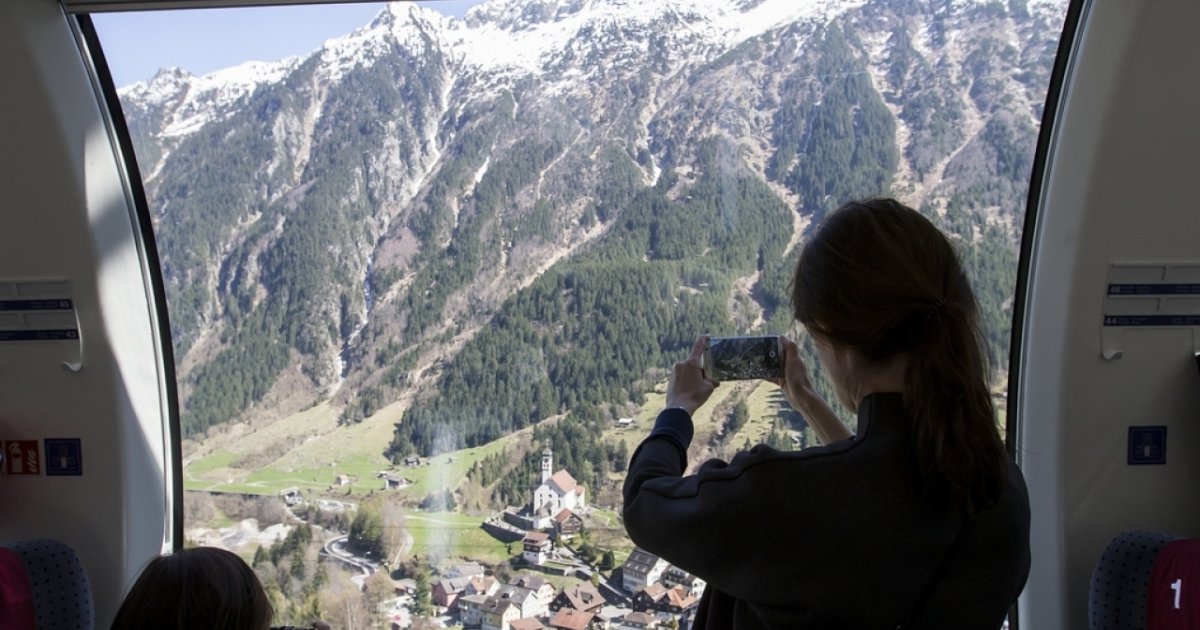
<box><xmin>531</xmin><ymin>448</ymin><xmax>586</xmax><ymax>517</ymax></box>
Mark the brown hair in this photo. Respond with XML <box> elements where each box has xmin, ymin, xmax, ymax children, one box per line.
<box><xmin>110</xmin><ymin>547</ymin><xmax>273</xmax><ymax>630</ymax></box>
<box><xmin>792</xmin><ymin>198</ymin><xmax>1007</xmax><ymax>513</ymax></box>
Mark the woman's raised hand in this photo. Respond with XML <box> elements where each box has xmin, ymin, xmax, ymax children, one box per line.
<box><xmin>772</xmin><ymin>336</ymin><xmax>853</xmax><ymax>444</ymax></box>
<box><xmin>772</xmin><ymin>336</ymin><xmax>819</xmax><ymax>411</ymax></box>
<box><xmin>664</xmin><ymin>335</ymin><xmax>720</xmax><ymax>416</ymax></box>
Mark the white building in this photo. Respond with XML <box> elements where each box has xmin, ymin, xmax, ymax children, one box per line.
<box><xmin>622</xmin><ymin>547</ymin><xmax>669</xmax><ymax>594</ymax></box>
<box><xmin>522</xmin><ymin>531</ymin><xmax>552</xmax><ymax>566</ymax></box>
<box><xmin>509</xmin><ymin>574</ymin><xmax>556</xmax><ymax>614</ymax></box>
<box><xmin>532</xmin><ymin>448</ymin><xmax>586</xmax><ymax>517</ymax></box>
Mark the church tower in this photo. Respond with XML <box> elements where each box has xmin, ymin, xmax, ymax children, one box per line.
<box><xmin>541</xmin><ymin>448</ymin><xmax>553</xmax><ymax>483</ymax></box>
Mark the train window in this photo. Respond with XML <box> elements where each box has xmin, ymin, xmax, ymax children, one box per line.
<box><xmin>93</xmin><ymin>0</ymin><xmax>1069</xmax><ymax>626</ymax></box>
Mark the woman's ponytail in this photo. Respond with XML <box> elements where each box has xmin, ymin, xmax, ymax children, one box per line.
<box><xmin>905</xmin><ymin>296</ymin><xmax>1007</xmax><ymax>512</ymax></box>
<box><xmin>793</xmin><ymin>199</ymin><xmax>1008</xmax><ymax>514</ymax></box>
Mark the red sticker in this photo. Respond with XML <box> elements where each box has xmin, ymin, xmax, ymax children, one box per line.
<box><xmin>5</xmin><ymin>440</ymin><xmax>40</xmax><ymax>475</ymax></box>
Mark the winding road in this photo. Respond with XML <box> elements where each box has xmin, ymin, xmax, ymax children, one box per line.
<box><xmin>321</xmin><ymin>534</ymin><xmax>379</xmax><ymax>584</ymax></box>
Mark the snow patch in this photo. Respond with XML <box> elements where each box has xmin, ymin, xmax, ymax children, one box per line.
<box><xmin>159</xmin><ymin>58</ymin><xmax>302</xmax><ymax>138</ymax></box>
<box><xmin>318</xmin><ymin>3</ymin><xmax>454</xmax><ymax>83</ymax></box>
<box><xmin>473</xmin><ymin>155</ymin><xmax>492</xmax><ymax>185</ymax></box>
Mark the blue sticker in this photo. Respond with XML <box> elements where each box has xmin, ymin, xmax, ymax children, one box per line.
<box><xmin>44</xmin><ymin>438</ymin><xmax>82</xmax><ymax>476</ymax></box>
<box><xmin>1128</xmin><ymin>426</ymin><xmax>1167</xmax><ymax>466</ymax></box>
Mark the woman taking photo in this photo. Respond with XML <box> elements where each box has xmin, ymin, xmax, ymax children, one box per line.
<box><xmin>623</xmin><ymin>198</ymin><xmax>1030</xmax><ymax>629</ymax></box>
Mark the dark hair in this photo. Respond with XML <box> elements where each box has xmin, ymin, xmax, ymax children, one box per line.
<box><xmin>110</xmin><ymin>547</ymin><xmax>273</xmax><ymax>630</ymax></box>
<box><xmin>792</xmin><ymin>198</ymin><xmax>1007</xmax><ymax>513</ymax></box>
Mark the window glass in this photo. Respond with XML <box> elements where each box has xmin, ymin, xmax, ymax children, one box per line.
<box><xmin>96</xmin><ymin>0</ymin><xmax>1068</xmax><ymax>626</ymax></box>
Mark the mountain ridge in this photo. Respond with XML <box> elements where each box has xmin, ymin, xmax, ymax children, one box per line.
<box><xmin>117</xmin><ymin>0</ymin><xmax>1067</xmax><ymax>458</ymax></box>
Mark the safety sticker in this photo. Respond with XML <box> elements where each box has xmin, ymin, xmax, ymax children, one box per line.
<box><xmin>1129</xmin><ymin>426</ymin><xmax>1168</xmax><ymax>466</ymax></box>
<box><xmin>4</xmin><ymin>440</ymin><xmax>41</xmax><ymax>475</ymax></box>
<box><xmin>44</xmin><ymin>438</ymin><xmax>82</xmax><ymax>476</ymax></box>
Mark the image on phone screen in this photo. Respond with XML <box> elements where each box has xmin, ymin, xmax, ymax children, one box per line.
<box><xmin>704</xmin><ymin>336</ymin><xmax>782</xmax><ymax>381</ymax></box>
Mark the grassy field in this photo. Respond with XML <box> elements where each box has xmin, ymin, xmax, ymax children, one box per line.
<box><xmin>405</xmin><ymin>512</ymin><xmax>510</xmax><ymax>566</ymax></box>
<box><xmin>184</xmin><ymin>398</ymin><xmax>528</xmax><ymax>500</ymax></box>
<box><xmin>184</xmin><ymin>373</ymin><xmax>812</xmax><ymax>575</ymax></box>
<box><xmin>584</xmin><ymin>507</ymin><xmax>634</xmax><ymax>567</ymax></box>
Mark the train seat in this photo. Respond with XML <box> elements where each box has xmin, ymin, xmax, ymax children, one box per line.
<box><xmin>0</xmin><ymin>539</ymin><xmax>94</xmax><ymax>630</ymax></box>
<box><xmin>1089</xmin><ymin>530</ymin><xmax>1200</xmax><ymax>630</ymax></box>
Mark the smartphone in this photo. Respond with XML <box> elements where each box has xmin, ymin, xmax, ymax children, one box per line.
<box><xmin>702</xmin><ymin>335</ymin><xmax>783</xmax><ymax>381</ymax></box>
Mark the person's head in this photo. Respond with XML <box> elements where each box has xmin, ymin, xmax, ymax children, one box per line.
<box><xmin>792</xmin><ymin>198</ymin><xmax>1007</xmax><ymax>513</ymax></box>
<box><xmin>110</xmin><ymin>546</ymin><xmax>273</xmax><ymax>630</ymax></box>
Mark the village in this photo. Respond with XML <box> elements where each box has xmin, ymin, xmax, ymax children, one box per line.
<box><xmin>382</xmin><ymin>448</ymin><xmax>705</xmax><ymax>630</ymax></box>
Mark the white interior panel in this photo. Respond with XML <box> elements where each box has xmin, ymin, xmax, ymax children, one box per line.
<box><xmin>1018</xmin><ymin>0</ymin><xmax>1200</xmax><ymax>627</ymax></box>
<box><xmin>0</xmin><ymin>0</ymin><xmax>174</xmax><ymax>625</ymax></box>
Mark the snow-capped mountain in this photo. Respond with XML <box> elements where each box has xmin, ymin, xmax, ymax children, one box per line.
<box><xmin>117</xmin><ymin>0</ymin><xmax>1067</xmax><ymax>444</ymax></box>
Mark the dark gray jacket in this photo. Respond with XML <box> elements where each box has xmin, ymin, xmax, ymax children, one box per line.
<box><xmin>622</xmin><ymin>393</ymin><xmax>1030</xmax><ymax>629</ymax></box>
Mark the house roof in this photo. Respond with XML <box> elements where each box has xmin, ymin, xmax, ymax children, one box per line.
<box><xmin>524</xmin><ymin>530</ymin><xmax>551</xmax><ymax>543</ymax></box>
<box><xmin>666</xmin><ymin>585</ymin><xmax>696</xmax><ymax>608</ymax></box>
<box><xmin>435</xmin><ymin>576</ymin><xmax>474</xmax><ymax>594</ymax></box>
<box><xmin>636</xmin><ymin>583</ymin><xmax>667</xmax><ymax>601</ymax></box>
<box><xmin>623</xmin><ymin>547</ymin><xmax>664</xmax><ymax>574</ymax></box>
<box><xmin>497</xmin><ymin>584</ymin><xmax>537</xmax><ymax>603</ymax></box>
<box><xmin>597</xmin><ymin>605</ymin><xmax>630</xmax><ymax>621</ymax></box>
<box><xmin>549</xmin><ymin>469</ymin><xmax>577</xmax><ymax>494</ymax></box>
<box><xmin>481</xmin><ymin>597</ymin><xmax>517</xmax><ymax>615</ymax></box>
<box><xmin>511</xmin><ymin>618</ymin><xmax>547</xmax><ymax>630</ymax></box>
<box><xmin>624</xmin><ymin>611</ymin><xmax>655</xmax><ymax>624</ymax></box>
<box><xmin>510</xmin><ymin>573</ymin><xmax>549</xmax><ymax>591</ymax></box>
<box><xmin>549</xmin><ymin>607</ymin><xmax>595</xmax><ymax>630</ymax></box>
<box><xmin>560</xmin><ymin>582</ymin><xmax>605</xmax><ymax>610</ymax></box>
<box><xmin>445</xmin><ymin>562</ymin><xmax>487</xmax><ymax>578</ymax></box>
<box><xmin>554</xmin><ymin>508</ymin><xmax>576</xmax><ymax>524</ymax></box>
<box><xmin>468</xmin><ymin>575</ymin><xmax>497</xmax><ymax>594</ymax></box>
<box><xmin>458</xmin><ymin>594</ymin><xmax>490</xmax><ymax>607</ymax></box>
<box><xmin>663</xmin><ymin>565</ymin><xmax>696</xmax><ymax>580</ymax></box>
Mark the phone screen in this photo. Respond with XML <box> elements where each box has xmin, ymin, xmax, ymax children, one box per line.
<box><xmin>704</xmin><ymin>336</ymin><xmax>782</xmax><ymax>381</ymax></box>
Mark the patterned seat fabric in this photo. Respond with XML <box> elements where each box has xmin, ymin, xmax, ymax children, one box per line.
<box><xmin>1</xmin><ymin>539</ymin><xmax>93</xmax><ymax>630</ymax></box>
<box><xmin>1090</xmin><ymin>530</ymin><xmax>1183</xmax><ymax>630</ymax></box>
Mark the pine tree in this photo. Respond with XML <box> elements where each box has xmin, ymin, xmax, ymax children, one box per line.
<box><xmin>411</xmin><ymin>567</ymin><xmax>432</xmax><ymax>617</ymax></box>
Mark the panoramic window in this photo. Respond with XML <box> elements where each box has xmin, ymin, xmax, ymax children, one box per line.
<box><xmin>95</xmin><ymin>0</ymin><xmax>1067</xmax><ymax>626</ymax></box>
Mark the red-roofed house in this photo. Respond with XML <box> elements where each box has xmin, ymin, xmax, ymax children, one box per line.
<box><xmin>550</xmin><ymin>582</ymin><xmax>605</xmax><ymax>614</ymax></box>
<box><xmin>467</xmin><ymin>575</ymin><xmax>500</xmax><ymax>597</ymax></box>
<box><xmin>553</xmin><ymin>508</ymin><xmax>584</xmax><ymax>540</ymax></box>
<box><xmin>548</xmin><ymin>607</ymin><xmax>596</xmax><ymax>630</ymax></box>
<box><xmin>510</xmin><ymin>618</ymin><xmax>547</xmax><ymax>630</ymax></box>
<box><xmin>522</xmin><ymin>530</ymin><xmax>552</xmax><ymax>565</ymax></box>
<box><xmin>632</xmin><ymin>583</ymin><xmax>668</xmax><ymax>612</ymax></box>
<box><xmin>662</xmin><ymin>584</ymin><xmax>698</xmax><ymax>614</ymax></box>
<box><xmin>434</xmin><ymin>576</ymin><xmax>474</xmax><ymax>609</ymax></box>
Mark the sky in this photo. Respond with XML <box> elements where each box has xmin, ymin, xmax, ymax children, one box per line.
<box><xmin>93</xmin><ymin>1</ymin><xmax>485</xmax><ymax>87</ymax></box>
